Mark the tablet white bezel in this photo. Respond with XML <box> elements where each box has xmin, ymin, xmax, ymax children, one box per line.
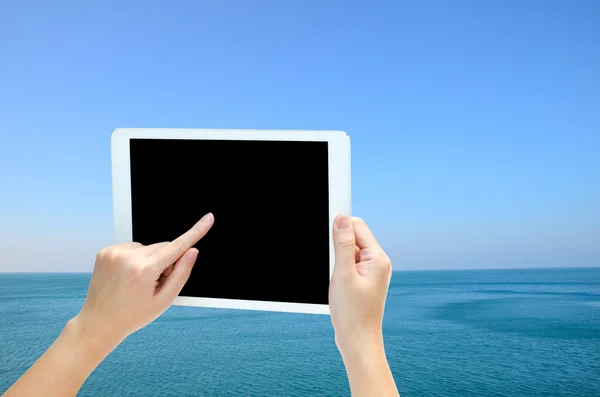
<box><xmin>111</xmin><ymin>128</ymin><xmax>351</xmax><ymax>315</ymax></box>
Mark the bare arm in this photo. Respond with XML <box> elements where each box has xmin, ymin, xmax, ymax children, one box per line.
<box><xmin>3</xmin><ymin>318</ymin><xmax>118</xmax><ymax>397</ymax></box>
<box><xmin>330</xmin><ymin>216</ymin><xmax>400</xmax><ymax>397</ymax></box>
<box><xmin>339</xmin><ymin>338</ymin><xmax>399</xmax><ymax>397</ymax></box>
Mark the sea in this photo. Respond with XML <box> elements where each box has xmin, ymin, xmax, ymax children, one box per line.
<box><xmin>1</xmin><ymin>268</ymin><xmax>599</xmax><ymax>397</ymax></box>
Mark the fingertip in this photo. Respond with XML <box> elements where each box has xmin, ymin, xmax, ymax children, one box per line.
<box><xmin>351</xmin><ymin>216</ymin><xmax>364</xmax><ymax>224</ymax></box>
<box><xmin>333</xmin><ymin>216</ymin><xmax>356</xmax><ymax>254</ymax></box>
<box><xmin>202</xmin><ymin>212</ymin><xmax>214</xmax><ymax>224</ymax></box>
<box><xmin>185</xmin><ymin>248</ymin><xmax>199</xmax><ymax>262</ymax></box>
<box><xmin>351</xmin><ymin>217</ymin><xmax>380</xmax><ymax>250</ymax></box>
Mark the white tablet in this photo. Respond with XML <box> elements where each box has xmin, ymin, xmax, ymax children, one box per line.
<box><xmin>111</xmin><ymin>128</ymin><xmax>351</xmax><ymax>315</ymax></box>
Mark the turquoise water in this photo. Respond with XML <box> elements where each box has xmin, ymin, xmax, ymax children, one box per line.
<box><xmin>1</xmin><ymin>268</ymin><xmax>599</xmax><ymax>396</ymax></box>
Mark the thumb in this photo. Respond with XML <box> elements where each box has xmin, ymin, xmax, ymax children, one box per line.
<box><xmin>156</xmin><ymin>248</ymin><xmax>198</xmax><ymax>303</ymax></box>
<box><xmin>332</xmin><ymin>215</ymin><xmax>357</xmax><ymax>277</ymax></box>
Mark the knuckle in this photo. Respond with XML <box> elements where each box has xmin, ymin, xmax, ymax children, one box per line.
<box><xmin>336</xmin><ymin>237</ymin><xmax>355</xmax><ymax>249</ymax></box>
<box><xmin>170</xmin><ymin>237</ymin><xmax>186</xmax><ymax>252</ymax></box>
<box><xmin>97</xmin><ymin>247</ymin><xmax>122</xmax><ymax>263</ymax></box>
<box><xmin>96</xmin><ymin>248</ymin><xmax>109</xmax><ymax>260</ymax></box>
<box><xmin>104</xmin><ymin>247</ymin><xmax>134</xmax><ymax>265</ymax></box>
<box><xmin>128</xmin><ymin>263</ymin><xmax>146</xmax><ymax>279</ymax></box>
<box><xmin>112</xmin><ymin>249</ymin><xmax>128</xmax><ymax>262</ymax></box>
<box><xmin>362</xmin><ymin>247</ymin><xmax>376</xmax><ymax>260</ymax></box>
<box><xmin>377</xmin><ymin>251</ymin><xmax>392</xmax><ymax>269</ymax></box>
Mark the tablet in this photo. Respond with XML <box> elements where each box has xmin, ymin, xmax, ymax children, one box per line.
<box><xmin>111</xmin><ymin>128</ymin><xmax>351</xmax><ymax>314</ymax></box>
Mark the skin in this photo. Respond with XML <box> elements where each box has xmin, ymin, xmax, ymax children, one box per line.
<box><xmin>330</xmin><ymin>216</ymin><xmax>399</xmax><ymax>397</ymax></box>
<box><xmin>2</xmin><ymin>213</ymin><xmax>398</xmax><ymax>397</ymax></box>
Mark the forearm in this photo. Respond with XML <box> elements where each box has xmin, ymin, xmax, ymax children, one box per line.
<box><xmin>338</xmin><ymin>336</ymin><xmax>399</xmax><ymax>397</ymax></box>
<box><xmin>3</xmin><ymin>317</ymin><xmax>118</xmax><ymax>397</ymax></box>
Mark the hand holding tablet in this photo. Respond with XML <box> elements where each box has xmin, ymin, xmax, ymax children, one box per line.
<box><xmin>329</xmin><ymin>216</ymin><xmax>393</xmax><ymax>354</ymax></box>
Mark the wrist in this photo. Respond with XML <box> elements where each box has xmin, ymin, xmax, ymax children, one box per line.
<box><xmin>64</xmin><ymin>316</ymin><xmax>123</xmax><ymax>357</ymax></box>
<box><xmin>335</xmin><ymin>330</ymin><xmax>385</xmax><ymax>363</ymax></box>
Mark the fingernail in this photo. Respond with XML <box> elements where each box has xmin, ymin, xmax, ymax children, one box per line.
<box><xmin>202</xmin><ymin>212</ymin><xmax>214</xmax><ymax>224</ymax></box>
<box><xmin>336</xmin><ymin>215</ymin><xmax>351</xmax><ymax>230</ymax></box>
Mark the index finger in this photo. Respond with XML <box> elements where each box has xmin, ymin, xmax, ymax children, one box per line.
<box><xmin>352</xmin><ymin>217</ymin><xmax>382</xmax><ymax>250</ymax></box>
<box><xmin>147</xmin><ymin>212</ymin><xmax>214</xmax><ymax>272</ymax></box>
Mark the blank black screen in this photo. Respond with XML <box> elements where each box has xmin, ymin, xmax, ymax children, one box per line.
<box><xmin>130</xmin><ymin>139</ymin><xmax>330</xmax><ymax>305</ymax></box>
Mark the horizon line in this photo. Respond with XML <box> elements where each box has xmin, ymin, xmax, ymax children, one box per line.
<box><xmin>0</xmin><ymin>265</ymin><xmax>598</xmax><ymax>275</ymax></box>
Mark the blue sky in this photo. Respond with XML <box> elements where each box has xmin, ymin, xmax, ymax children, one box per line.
<box><xmin>1</xmin><ymin>0</ymin><xmax>599</xmax><ymax>271</ymax></box>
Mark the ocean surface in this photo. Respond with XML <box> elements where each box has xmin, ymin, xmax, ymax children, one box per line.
<box><xmin>1</xmin><ymin>268</ymin><xmax>599</xmax><ymax>396</ymax></box>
